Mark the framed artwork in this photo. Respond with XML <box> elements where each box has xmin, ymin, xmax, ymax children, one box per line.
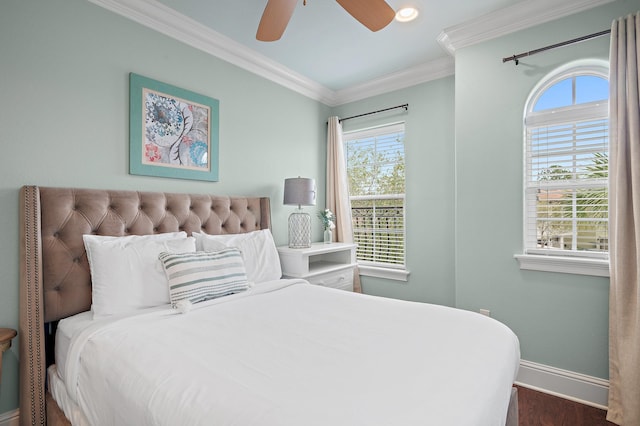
<box><xmin>129</xmin><ymin>73</ymin><xmax>219</xmax><ymax>181</ymax></box>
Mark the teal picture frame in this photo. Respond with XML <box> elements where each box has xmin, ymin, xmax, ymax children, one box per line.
<box><xmin>129</xmin><ymin>73</ymin><xmax>219</xmax><ymax>181</ymax></box>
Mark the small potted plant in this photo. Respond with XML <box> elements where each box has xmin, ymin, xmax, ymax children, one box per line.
<box><xmin>318</xmin><ymin>209</ymin><xmax>336</xmax><ymax>243</ymax></box>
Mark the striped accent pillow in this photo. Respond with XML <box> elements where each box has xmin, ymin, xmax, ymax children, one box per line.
<box><xmin>158</xmin><ymin>248</ymin><xmax>250</xmax><ymax>307</ymax></box>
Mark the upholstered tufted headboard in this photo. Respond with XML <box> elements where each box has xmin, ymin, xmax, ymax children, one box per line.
<box><xmin>19</xmin><ymin>185</ymin><xmax>272</xmax><ymax>426</ymax></box>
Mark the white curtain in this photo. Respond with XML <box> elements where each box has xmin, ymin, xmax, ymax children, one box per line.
<box><xmin>607</xmin><ymin>12</ymin><xmax>640</xmax><ymax>426</ymax></box>
<box><xmin>326</xmin><ymin>116</ymin><xmax>362</xmax><ymax>293</ymax></box>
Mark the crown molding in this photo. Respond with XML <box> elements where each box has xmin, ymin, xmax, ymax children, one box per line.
<box><xmin>437</xmin><ymin>0</ymin><xmax>616</xmax><ymax>55</ymax></box>
<box><xmin>87</xmin><ymin>0</ymin><xmax>456</xmax><ymax>106</ymax></box>
<box><xmin>89</xmin><ymin>0</ymin><xmax>611</xmax><ymax>106</ymax></box>
<box><xmin>87</xmin><ymin>0</ymin><xmax>336</xmax><ymax>104</ymax></box>
<box><xmin>332</xmin><ymin>57</ymin><xmax>455</xmax><ymax>105</ymax></box>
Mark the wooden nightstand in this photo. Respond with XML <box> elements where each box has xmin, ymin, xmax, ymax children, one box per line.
<box><xmin>0</xmin><ymin>328</ymin><xmax>17</xmax><ymax>385</ymax></box>
<box><xmin>277</xmin><ymin>242</ymin><xmax>357</xmax><ymax>291</ymax></box>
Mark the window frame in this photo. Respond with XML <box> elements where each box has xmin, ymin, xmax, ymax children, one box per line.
<box><xmin>516</xmin><ymin>60</ymin><xmax>610</xmax><ymax>277</ymax></box>
<box><xmin>343</xmin><ymin>122</ymin><xmax>409</xmax><ymax>281</ymax></box>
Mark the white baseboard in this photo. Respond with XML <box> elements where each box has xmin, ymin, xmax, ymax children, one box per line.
<box><xmin>0</xmin><ymin>409</ymin><xmax>18</xmax><ymax>426</ymax></box>
<box><xmin>515</xmin><ymin>359</ymin><xmax>609</xmax><ymax>410</ymax></box>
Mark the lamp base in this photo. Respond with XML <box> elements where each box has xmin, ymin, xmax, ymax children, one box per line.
<box><xmin>288</xmin><ymin>211</ymin><xmax>311</xmax><ymax>248</ymax></box>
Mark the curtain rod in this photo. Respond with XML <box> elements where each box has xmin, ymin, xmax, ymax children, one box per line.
<box><xmin>503</xmin><ymin>29</ymin><xmax>611</xmax><ymax>65</ymax></box>
<box><xmin>339</xmin><ymin>104</ymin><xmax>408</xmax><ymax>123</ymax></box>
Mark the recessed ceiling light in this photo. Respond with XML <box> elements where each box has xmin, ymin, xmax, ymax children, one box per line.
<box><xmin>395</xmin><ymin>7</ymin><xmax>419</xmax><ymax>23</ymax></box>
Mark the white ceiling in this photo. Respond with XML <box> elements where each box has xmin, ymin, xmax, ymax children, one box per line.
<box><xmin>88</xmin><ymin>0</ymin><xmax>614</xmax><ymax>105</ymax></box>
<box><xmin>154</xmin><ymin>0</ymin><xmax>516</xmax><ymax>90</ymax></box>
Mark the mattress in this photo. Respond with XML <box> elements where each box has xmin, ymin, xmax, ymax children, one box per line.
<box><xmin>48</xmin><ymin>365</ymin><xmax>90</xmax><ymax>426</ymax></box>
<box><xmin>55</xmin><ymin>311</ymin><xmax>93</xmax><ymax>380</ymax></box>
<box><xmin>58</xmin><ymin>279</ymin><xmax>520</xmax><ymax>426</ymax></box>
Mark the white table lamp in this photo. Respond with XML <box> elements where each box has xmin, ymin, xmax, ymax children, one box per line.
<box><xmin>283</xmin><ymin>177</ymin><xmax>316</xmax><ymax>248</ymax></box>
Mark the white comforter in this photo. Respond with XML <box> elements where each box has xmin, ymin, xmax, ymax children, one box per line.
<box><xmin>62</xmin><ymin>279</ymin><xmax>520</xmax><ymax>426</ymax></box>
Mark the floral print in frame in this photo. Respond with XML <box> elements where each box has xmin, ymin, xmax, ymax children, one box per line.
<box><xmin>129</xmin><ymin>73</ymin><xmax>219</xmax><ymax>181</ymax></box>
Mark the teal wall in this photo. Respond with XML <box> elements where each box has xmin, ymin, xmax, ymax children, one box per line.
<box><xmin>0</xmin><ymin>0</ymin><xmax>329</xmax><ymax>413</ymax></box>
<box><xmin>334</xmin><ymin>0</ymin><xmax>640</xmax><ymax>385</ymax></box>
<box><xmin>333</xmin><ymin>78</ymin><xmax>456</xmax><ymax>307</ymax></box>
<box><xmin>454</xmin><ymin>0</ymin><xmax>638</xmax><ymax>380</ymax></box>
<box><xmin>2</xmin><ymin>0</ymin><xmax>639</xmax><ymax>417</ymax></box>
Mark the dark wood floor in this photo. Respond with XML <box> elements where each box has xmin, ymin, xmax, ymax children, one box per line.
<box><xmin>516</xmin><ymin>385</ymin><xmax>617</xmax><ymax>426</ymax></box>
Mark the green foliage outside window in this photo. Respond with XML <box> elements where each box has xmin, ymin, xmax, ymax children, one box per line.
<box><xmin>536</xmin><ymin>153</ymin><xmax>608</xmax><ymax>251</ymax></box>
<box><xmin>345</xmin><ymin>129</ymin><xmax>406</xmax><ymax>266</ymax></box>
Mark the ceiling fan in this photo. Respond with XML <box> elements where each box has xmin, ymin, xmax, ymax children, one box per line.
<box><xmin>256</xmin><ymin>0</ymin><xmax>396</xmax><ymax>42</ymax></box>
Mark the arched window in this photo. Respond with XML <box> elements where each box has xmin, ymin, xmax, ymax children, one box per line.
<box><xmin>523</xmin><ymin>61</ymin><xmax>609</xmax><ymax>260</ymax></box>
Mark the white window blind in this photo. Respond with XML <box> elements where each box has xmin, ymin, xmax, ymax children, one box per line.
<box><xmin>344</xmin><ymin>123</ymin><xmax>406</xmax><ymax>268</ymax></box>
<box><xmin>525</xmin><ymin>100</ymin><xmax>608</xmax><ymax>257</ymax></box>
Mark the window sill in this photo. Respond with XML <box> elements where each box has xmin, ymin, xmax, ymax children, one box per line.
<box><xmin>514</xmin><ymin>254</ymin><xmax>609</xmax><ymax>277</ymax></box>
<box><xmin>358</xmin><ymin>264</ymin><xmax>410</xmax><ymax>282</ymax></box>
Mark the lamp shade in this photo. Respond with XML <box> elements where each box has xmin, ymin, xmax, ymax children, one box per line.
<box><xmin>283</xmin><ymin>177</ymin><xmax>316</xmax><ymax>207</ymax></box>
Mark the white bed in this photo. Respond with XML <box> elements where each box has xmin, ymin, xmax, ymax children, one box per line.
<box><xmin>19</xmin><ymin>186</ymin><xmax>520</xmax><ymax>426</ymax></box>
<box><xmin>50</xmin><ymin>279</ymin><xmax>520</xmax><ymax>426</ymax></box>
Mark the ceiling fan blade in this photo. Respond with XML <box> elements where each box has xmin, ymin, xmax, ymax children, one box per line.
<box><xmin>256</xmin><ymin>0</ymin><xmax>298</xmax><ymax>41</ymax></box>
<box><xmin>336</xmin><ymin>0</ymin><xmax>395</xmax><ymax>32</ymax></box>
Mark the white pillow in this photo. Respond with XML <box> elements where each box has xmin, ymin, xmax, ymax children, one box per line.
<box><xmin>192</xmin><ymin>229</ymin><xmax>282</xmax><ymax>284</ymax></box>
<box><xmin>83</xmin><ymin>232</ymin><xmax>196</xmax><ymax>318</ymax></box>
<box><xmin>158</xmin><ymin>248</ymin><xmax>251</xmax><ymax>307</ymax></box>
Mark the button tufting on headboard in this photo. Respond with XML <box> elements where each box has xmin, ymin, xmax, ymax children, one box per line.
<box><xmin>31</xmin><ymin>186</ymin><xmax>271</xmax><ymax>323</ymax></box>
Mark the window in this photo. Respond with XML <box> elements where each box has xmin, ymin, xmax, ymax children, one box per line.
<box><xmin>518</xmin><ymin>61</ymin><xmax>609</xmax><ymax>276</ymax></box>
<box><xmin>343</xmin><ymin>123</ymin><xmax>406</xmax><ymax>274</ymax></box>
